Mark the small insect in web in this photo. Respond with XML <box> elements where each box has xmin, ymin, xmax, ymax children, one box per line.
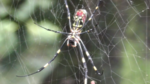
<box><xmin>17</xmin><ymin>0</ymin><xmax>103</xmax><ymax>84</ymax></box>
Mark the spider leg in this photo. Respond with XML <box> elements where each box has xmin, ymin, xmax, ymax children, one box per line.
<box><xmin>78</xmin><ymin>42</ymin><xmax>88</xmax><ymax>84</ymax></box>
<box><xmin>64</xmin><ymin>0</ymin><xmax>72</xmax><ymax>30</ymax></box>
<box><xmin>34</xmin><ymin>22</ymin><xmax>69</xmax><ymax>35</ymax></box>
<box><xmin>16</xmin><ymin>39</ymin><xmax>67</xmax><ymax>77</ymax></box>
<box><xmin>80</xmin><ymin>39</ymin><xmax>103</xmax><ymax>76</ymax></box>
<box><xmin>80</xmin><ymin>29</ymin><xmax>93</xmax><ymax>34</ymax></box>
<box><xmin>81</xmin><ymin>0</ymin><xmax>103</xmax><ymax>30</ymax></box>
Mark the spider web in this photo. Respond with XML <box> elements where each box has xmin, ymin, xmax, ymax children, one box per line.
<box><xmin>0</xmin><ymin>0</ymin><xmax>150</xmax><ymax>84</ymax></box>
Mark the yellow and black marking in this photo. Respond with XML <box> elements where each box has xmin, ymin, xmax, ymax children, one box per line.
<box><xmin>79</xmin><ymin>39</ymin><xmax>103</xmax><ymax>76</ymax></box>
<box><xmin>73</xmin><ymin>23</ymin><xmax>83</xmax><ymax>28</ymax></box>
<box><xmin>44</xmin><ymin>63</ymin><xmax>49</xmax><ymax>68</ymax></box>
<box><xmin>65</xmin><ymin>5</ymin><xmax>68</xmax><ymax>8</ymax></box>
<box><xmin>68</xmin><ymin>16</ymin><xmax>70</xmax><ymax>19</ymax></box>
<box><xmin>88</xmin><ymin>18</ymin><xmax>92</xmax><ymax>21</ymax></box>
<box><xmin>85</xmin><ymin>51</ymin><xmax>98</xmax><ymax>72</ymax></box>
<box><xmin>73</xmin><ymin>16</ymin><xmax>83</xmax><ymax>29</ymax></box>
<box><xmin>71</xmin><ymin>34</ymin><xmax>75</xmax><ymax>38</ymax></box>
<box><xmin>82</xmin><ymin>57</ymin><xmax>86</xmax><ymax>63</ymax></box>
<box><xmin>57</xmin><ymin>49</ymin><xmax>61</xmax><ymax>53</ymax></box>
<box><xmin>85</xmin><ymin>51</ymin><xmax>90</xmax><ymax>56</ymax></box>
<box><xmin>93</xmin><ymin>66</ymin><xmax>98</xmax><ymax>71</ymax></box>
<box><xmin>84</xmin><ymin>78</ymin><xmax>87</xmax><ymax>84</ymax></box>
<box><xmin>95</xmin><ymin>6</ymin><xmax>99</xmax><ymax>9</ymax></box>
<box><xmin>65</xmin><ymin>4</ymin><xmax>71</xmax><ymax>20</ymax></box>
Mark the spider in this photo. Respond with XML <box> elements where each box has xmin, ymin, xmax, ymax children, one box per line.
<box><xmin>17</xmin><ymin>0</ymin><xmax>103</xmax><ymax>84</ymax></box>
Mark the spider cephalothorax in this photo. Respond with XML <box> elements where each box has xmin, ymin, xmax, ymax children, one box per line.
<box><xmin>67</xmin><ymin>29</ymin><xmax>81</xmax><ymax>47</ymax></box>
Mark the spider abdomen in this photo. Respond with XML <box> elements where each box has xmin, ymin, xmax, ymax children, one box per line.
<box><xmin>73</xmin><ymin>9</ymin><xmax>87</xmax><ymax>29</ymax></box>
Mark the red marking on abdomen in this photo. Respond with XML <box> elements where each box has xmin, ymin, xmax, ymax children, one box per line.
<box><xmin>76</xmin><ymin>9</ymin><xmax>87</xmax><ymax>23</ymax></box>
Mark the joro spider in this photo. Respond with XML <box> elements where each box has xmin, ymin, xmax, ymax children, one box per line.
<box><xmin>17</xmin><ymin>0</ymin><xmax>103</xmax><ymax>84</ymax></box>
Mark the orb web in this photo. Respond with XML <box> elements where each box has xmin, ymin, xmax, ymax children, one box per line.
<box><xmin>0</xmin><ymin>0</ymin><xmax>149</xmax><ymax>84</ymax></box>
